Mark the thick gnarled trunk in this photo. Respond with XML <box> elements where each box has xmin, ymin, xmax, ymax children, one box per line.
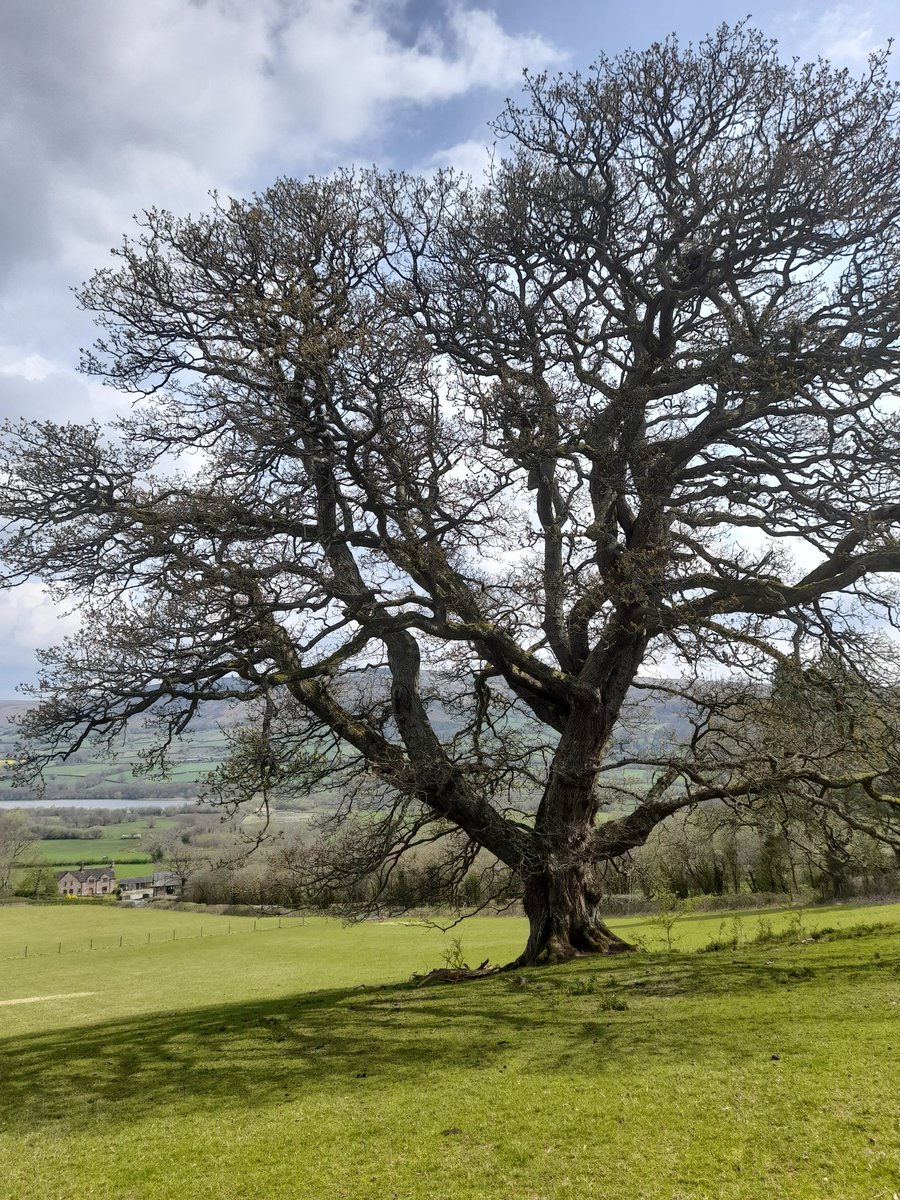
<box><xmin>513</xmin><ymin>860</ymin><xmax>636</xmax><ymax>965</ymax></box>
<box><xmin>508</xmin><ymin>636</ymin><xmax>645</xmax><ymax>966</ymax></box>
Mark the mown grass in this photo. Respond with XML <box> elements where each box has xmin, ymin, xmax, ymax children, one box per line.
<box><xmin>0</xmin><ymin>903</ymin><xmax>898</xmax><ymax>1199</ymax></box>
<box><xmin>0</xmin><ymin>907</ymin><xmax>529</xmax><ymax>1031</ymax></box>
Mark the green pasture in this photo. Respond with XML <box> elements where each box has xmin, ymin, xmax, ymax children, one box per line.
<box><xmin>32</xmin><ymin>764</ymin><xmax>100</xmax><ymax>779</ymax></box>
<box><xmin>29</xmin><ymin>837</ymin><xmax>153</xmax><ymax>866</ymax></box>
<box><xmin>163</xmin><ymin>760</ymin><xmax>223</xmax><ymax>778</ymax></box>
<box><xmin>0</xmin><ymin>901</ymin><xmax>898</xmax><ymax>1199</ymax></box>
<box><xmin>20</xmin><ymin>817</ymin><xmax>180</xmax><ymax>867</ymax></box>
<box><xmin>0</xmin><ymin>722</ymin><xmax>231</xmax><ymax>800</ymax></box>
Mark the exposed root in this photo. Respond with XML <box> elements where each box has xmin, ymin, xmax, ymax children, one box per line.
<box><xmin>412</xmin><ymin>958</ymin><xmax>499</xmax><ymax>986</ymax></box>
<box><xmin>507</xmin><ymin>933</ymin><xmax>641</xmax><ymax>969</ymax></box>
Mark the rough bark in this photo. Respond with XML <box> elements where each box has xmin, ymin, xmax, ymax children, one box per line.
<box><xmin>507</xmin><ymin>632</ymin><xmax>647</xmax><ymax>965</ymax></box>
<box><xmin>514</xmin><ymin>861</ymin><xmax>635</xmax><ymax>966</ymax></box>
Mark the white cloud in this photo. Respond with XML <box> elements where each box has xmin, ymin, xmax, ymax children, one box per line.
<box><xmin>0</xmin><ymin>585</ymin><xmax>80</xmax><ymax>698</ymax></box>
<box><xmin>776</xmin><ymin>3</ymin><xmax>891</xmax><ymax>65</ymax></box>
<box><xmin>0</xmin><ymin>0</ymin><xmax>565</xmax><ymax>690</ymax></box>
<box><xmin>0</xmin><ymin>353</ymin><xmax>57</xmax><ymax>384</ymax></box>
<box><xmin>0</xmin><ymin>0</ymin><xmax>561</xmax><ymax>287</ymax></box>
<box><xmin>0</xmin><ymin>0</ymin><xmax>563</xmax><ymax>369</ymax></box>
<box><xmin>428</xmin><ymin>138</ymin><xmax>497</xmax><ymax>179</ymax></box>
<box><xmin>805</xmin><ymin>6</ymin><xmax>877</xmax><ymax>62</ymax></box>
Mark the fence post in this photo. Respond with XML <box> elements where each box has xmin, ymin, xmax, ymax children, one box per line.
<box><xmin>89</xmin><ymin>938</ymin><xmax>93</xmax><ymax>951</ymax></box>
<box><xmin>172</xmin><ymin>929</ymin><xmax>176</xmax><ymax>941</ymax></box>
<box><xmin>119</xmin><ymin>935</ymin><xmax>123</xmax><ymax>948</ymax></box>
<box><xmin>24</xmin><ymin>945</ymin><xmax>27</xmax><ymax>958</ymax></box>
<box><xmin>58</xmin><ymin>942</ymin><xmax>61</xmax><ymax>955</ymax></box>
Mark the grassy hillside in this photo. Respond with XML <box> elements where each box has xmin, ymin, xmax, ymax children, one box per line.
<box><xmin>0</xmin><ymin>682</ymin><xmax>677</xmax><ymax>807</ymax></box>
<box><xmin>0</xmin><ymin>902</ymin><xmax>898</xmax><ymax>1199</ymax></box>
<box><xmin>0</xmin><ymin>706</ymin><xmax>231</xmax><ymax>802</ymax></box>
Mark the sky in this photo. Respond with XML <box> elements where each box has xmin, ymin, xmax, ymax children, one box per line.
<box><xmin>0</xmin><ymin>0</ymin><xmax>897</xmax><ymax>698</ymax></box>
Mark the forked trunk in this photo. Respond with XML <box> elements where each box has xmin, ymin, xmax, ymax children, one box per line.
<box><xmin>508</xmin><ymin>632</ymin><xmax>648</xmax><ymax>967</ymax></box>
<box><xmin>512</xmin><ymin>860</ymin><xmax>636</xmax><ymax>966</ymax></box>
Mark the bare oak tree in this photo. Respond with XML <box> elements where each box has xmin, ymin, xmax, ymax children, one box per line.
<box><xmin>3</xmin><ymin>26</ymin><xmax>900</xmax><ymax>963</ymax></box>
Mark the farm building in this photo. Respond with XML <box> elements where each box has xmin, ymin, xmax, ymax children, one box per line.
<box><xmin>151</xmin><ymin>871</ymin><xmax>182</xmax><ymax>897</ymax></box>
<box><xmin>117</xmin><ymin>871</ymin><xmax>182</xmax><ymax>900</ymax></box>
<box><xmin>56</xmin><ymin>867</ymin><xmax>117</xmax><ymax>897</ymax></box>
<box><xmin>117</xmin><ymin>875</ymin><xmax>154</xmax><ymax>900</ymax></box>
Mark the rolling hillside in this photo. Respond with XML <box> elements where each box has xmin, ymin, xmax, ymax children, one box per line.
<box><xmin>0</xmin><ymin>680</ymin><xmax>690</xmax><ymax>805</ymax></box>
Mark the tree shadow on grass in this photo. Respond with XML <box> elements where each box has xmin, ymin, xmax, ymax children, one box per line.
<box><xmin>0</xmin><ymin>933</ymin><xmax>895</xmax><ymax>1136</ymax></box>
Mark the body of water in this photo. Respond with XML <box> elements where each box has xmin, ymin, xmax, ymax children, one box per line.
<box><xmin>0</xmin><ymin>797</ymin><xmax>202</xmax><ymax>811</ymax></box>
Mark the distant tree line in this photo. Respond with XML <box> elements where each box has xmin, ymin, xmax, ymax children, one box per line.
<box><xmin>167</xmin><ymin>802</ymin><xmax>899</xmax><ymax>912</ymax></box>
<box><xmin>26</xmin><ymin>806</ymin><xmax>189</xmax><ymax>829</ymax></box>
<box><xmin>6</xmin><ymin>798</ymin><xmax>898</xmax><ymax>909</ymax></box>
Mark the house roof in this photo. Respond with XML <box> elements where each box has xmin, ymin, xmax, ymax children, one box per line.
<box><xmin>56</xmin><ymin>868</ymin><xmax>116</xmax><ymax>882</ymax></box>
<box><xmin>119</xmin><ymin>877</ymin><xmax>154</xmax><ymax>889</ymax></box>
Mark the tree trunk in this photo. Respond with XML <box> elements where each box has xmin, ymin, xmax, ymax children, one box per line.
<box><xmin>511</xmin><ymin>859</ymin><xmax>636</xmax><ymax>966</ymax></box>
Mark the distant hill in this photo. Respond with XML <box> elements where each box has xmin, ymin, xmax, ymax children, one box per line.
<box><xmin>0</xmin><ymin>678</ymin><xmax>692</xmax><ymax>805</ymax></box>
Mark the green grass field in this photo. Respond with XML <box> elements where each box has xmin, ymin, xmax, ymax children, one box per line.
<box><xmin>0</xmin><ymin>720</ymin><xmax>231</xmax><ymax>803</ymax></box>
<box><xmin>30</xmin><ymin>838</ymin><xmax>153</xmax><ymax>866</ymax></box>
<box><xmin>17</xmin><ymin>817</ymin><xmax>181</xmax><ymax>869</ymax></box>
<box><xmin>0</xmin><ymin>901</ymin><xmax>898</xmax><ymax>1199</ymax></box>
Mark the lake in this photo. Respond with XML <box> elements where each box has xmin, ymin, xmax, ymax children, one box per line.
<box><xmin>0</xmin><ymin>797</ymin><xmax>204</xmax><ymax>811</ymax></box>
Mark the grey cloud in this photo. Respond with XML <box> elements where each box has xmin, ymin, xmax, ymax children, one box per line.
<box><xmin>0</xmin><ymin>368</ymin><xmax>101</xmax><ymax>424</ymax></box>
<box><xmin>0</xmin><ymin>582</ymin><xmax>81</xmax><ymax>700</ymax></box>
<box><xmin>0</xmin><ymin>1</ymin><xmax>561</xmax><ymax>283</ymax></box>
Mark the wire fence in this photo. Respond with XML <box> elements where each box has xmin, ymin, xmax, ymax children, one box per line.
<box><xmin>2</xmin><ymin>915</ymin><xmax>308</xmax><ymax>961</ymax></box>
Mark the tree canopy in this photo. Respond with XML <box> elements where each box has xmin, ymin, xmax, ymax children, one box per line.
<box><xmin>3</xmin><ymin>24</ymin><xmax>900</xmax><ymax>963</ymax></box>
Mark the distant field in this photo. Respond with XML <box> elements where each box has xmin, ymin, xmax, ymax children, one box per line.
<box><xmin>1</xmin><ymin>707</ymin><xmax>645</xmax><ymax>808</ymax></box>
<box><xmin>0</xmin><ymin>900</ymin><xmax>898</xmax><ymax>1199</ymax></box>
<box><xmin>165</xmin><ymin>760</ymin><xmax>225</xmax><ymax>779</ymax></box>
<box><xmin>28</xmin><ymin>837</ymin><xmax>156</xmax><ymax>865</ymax></box>
<box><xmin>8</xmin><ymin>809</ymin><xmax>317</xmax><ymax>883</ymax></box>
<box><xmin>17</xmin><ymin>816</ymin><xmax>181</xmax><ymax>869</ymax></box>
<box><xmin>0</xmin><ymin>716</ymin><xmax>232</xmax><ymax>803</ymax></box>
